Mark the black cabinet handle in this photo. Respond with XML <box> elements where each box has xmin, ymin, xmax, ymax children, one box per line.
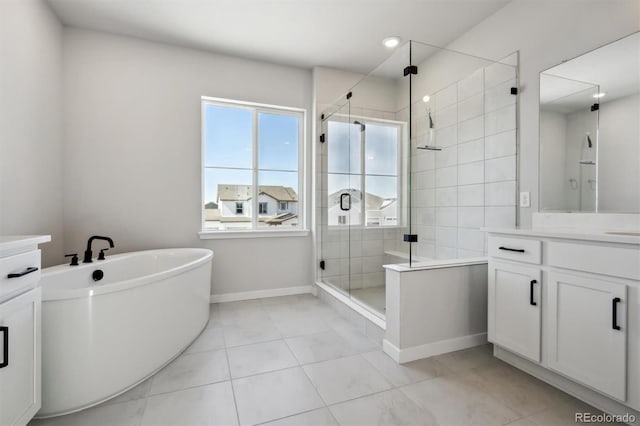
<box><xmin>530</xmin><ymin>280</ymin><xmax>537</xmax><ymax>306</ymax></box>
<box><xmin>499</xmin><ymin>246</ymin><xmax>525</xmax><ymax>253</ymax></box>
<box><xmin>0</xmin><ymin>326</ymin><xmax>7</xmax><ymax>369</ymax></box>
<box><xmin>7</xmin><ymin>266</ymin><xmax>38</xmax><ymax>279</ymax></box>
<box><xmin>612</xmin><ymin>297</ymin><xmax>621</xmax><ymax>330</ymax></box>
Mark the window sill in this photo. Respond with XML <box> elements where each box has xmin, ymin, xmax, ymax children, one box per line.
<box><xmin>199</xmin><ymin>229</ymin><xmax>310</xmax><ymax>240</ymax></box>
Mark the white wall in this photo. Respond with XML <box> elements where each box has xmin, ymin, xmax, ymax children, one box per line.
<box><xmin>444</xmin><ymin>0</ymin><xmax>640</xmax><ymax>226</ymax></box>
<box><xmin>62</xmin><ymin>29</ymin><xmax>313</xmax><ymax>296</ymax></box>
<box><xmin>0</xmin><ymin>0</ymin><xmax>64</xmax><ymax>266</ymax></box>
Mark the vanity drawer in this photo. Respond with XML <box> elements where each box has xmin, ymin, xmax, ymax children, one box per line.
<box><xmin>548</xmin><ymin>241</ymin><xmax>640</xmax><ymax>280</ymax></box>
<box><xmin>0</xmin><ymin>250</ymin><xmax>41</xmax><ymax>302</ymax></box>
<box><xmin>488</xmin><ymin>236</ymin><xmax>542</xmax><ymax>264</ymax></box>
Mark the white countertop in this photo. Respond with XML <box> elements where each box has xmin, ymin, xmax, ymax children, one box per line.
<box><xmin>484</xmin><ymin>227</ymin><xmax>640</xmax><ymax>245</ymax></box>
<box><xmin>0</xmin><ymin>235</ymin><xmax>51</xmax><ymax>254</ymax></box>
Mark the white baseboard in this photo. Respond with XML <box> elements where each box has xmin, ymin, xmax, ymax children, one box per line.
<box><xmin>383</xmin><ymin>332</ymin><xmax>487</xmax><ymax>364</ymax></box>
<box><xmin>210</xmin><ymin>285</ymin><xmax>314</xmax><ymax>303</ymax></box>
<box><xmin>382</xmin><ymin>340</ymin><xmax>402</xmax><ymax>363</ymax></box>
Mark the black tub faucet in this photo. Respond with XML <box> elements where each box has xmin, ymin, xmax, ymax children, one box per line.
<box><xmin>83</xmin><ymin>236</ymin><xmax>115</xmax><ymax>263</ymax></box>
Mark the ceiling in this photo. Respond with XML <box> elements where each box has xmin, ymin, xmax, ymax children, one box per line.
<box><xmin>540</xmin><ymin>32</ymin><xmax>640</xmax><ymax>114</ymax></box>
<box><xmin>46</xmin><ymin>0</ymin><xmax>510</xmax><ymax>73</ymax></box>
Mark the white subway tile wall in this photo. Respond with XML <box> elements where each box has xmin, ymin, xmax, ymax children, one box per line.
<box><xmin>458</xmin><ymin>183</ymin><xmax>484</xmax><ymax>206</ymax></box>
<box><xmin>458</xmin><ymin>138</ymin><xmax>484</xmax><ymax>164</ymax></box>
<box><xmin>458</xmin><ymin>161</ymin><xmax>485</xmax><ymax>186</ymax></box>
<box><xmin>410</xmin><ymin>58</ymin><xmax>517</xmax><ymax>258</ymax></box>
<box><xmin>316</xmin><ymin>57</ymin><xmax>518</xmax><ymax>302</ymax></box>
<box><xmin>485</xmin><ymin>130</ymin><xmax>516</xmax><ymax>159</ymax></box>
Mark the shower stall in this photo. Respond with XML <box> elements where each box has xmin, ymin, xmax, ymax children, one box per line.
<box><xmin>316</xmin><ymin>41</ymin><xmax>519</xmax><ymax>319</ymax></box>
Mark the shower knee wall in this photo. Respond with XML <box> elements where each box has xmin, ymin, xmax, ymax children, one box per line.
<box><xmin>383</xmin><ymin>261</ymin><xmax>488</xmax><ymax>363</ymax></box>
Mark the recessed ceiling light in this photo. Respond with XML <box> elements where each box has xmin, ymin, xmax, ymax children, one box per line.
<box><xmin>422</xmin><ymin>95</ymin><xmax>431</xmax><ymax>103</ymax></box>
<box><xmin>382</xmin><ymin>36</ymin><xmax>401</xmax><ymax>48</ymax></box>
<box><xmin>593</xmin><ymin>92</ymin><xmax>606</xmax><ymax>98</ymax></box>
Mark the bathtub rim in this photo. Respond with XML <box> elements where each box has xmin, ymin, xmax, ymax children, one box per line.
<box><xmin>41</xmin><ymin>248</ymin><xmax>213</xmax><ymax>301</ymax></box>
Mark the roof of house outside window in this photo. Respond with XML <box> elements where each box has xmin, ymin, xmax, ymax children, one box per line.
<box><xmin>217</xmin><ymin>185</ymin><xmax>298</xmax><ymax>202</ymax></box>
<box><xmin>328</xmin><ymin>189</ymin><xmax>396</xmax><ymax>211</ymax></box>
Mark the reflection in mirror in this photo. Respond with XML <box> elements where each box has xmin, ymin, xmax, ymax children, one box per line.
<box><xmin>539</xmin><ymin>32</ymin><xmax>640</xmax><ymax>213</ymax></box>
<box><xmin>540</xmin><ymin>76</ymin><xmax>599</xmax><ymax>211</ymax></box>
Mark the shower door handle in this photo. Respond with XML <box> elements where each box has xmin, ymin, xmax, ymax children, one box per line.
<box><xmin>340</xmin><ymin>193</ymin><xmax>351</xmax><ymax>211</ymax></box>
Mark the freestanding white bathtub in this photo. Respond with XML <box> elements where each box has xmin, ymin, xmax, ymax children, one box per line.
<box><xmin>36</xmin><ymin>248</ymin><xmax>213</xmax><ymax>418</ymax></box>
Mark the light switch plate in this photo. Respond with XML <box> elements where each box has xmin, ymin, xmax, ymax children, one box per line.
<box><xmin>520</xmin><ymin>191</ymin><xmax>531</xmax><ymax>207</ymax></box>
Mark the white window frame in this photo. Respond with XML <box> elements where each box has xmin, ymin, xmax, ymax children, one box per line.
<box><xmin>325</xmin><ymin>114</ymin><xmax>405</xmax><ymax>229</ymax></box>
<box><xmin>200</xmin><ymin>96</ymin><xmax>307</xmax><ymax>238</ymax></box>
<box><xmin>235</xmin><ymin>202</ymin><xmax>244</xmax><ymax>215</ymax></box>
<box><xmin>279</xmin><ymin>201</ymin><xmax>288</xmax><ymax>211</ymax></box>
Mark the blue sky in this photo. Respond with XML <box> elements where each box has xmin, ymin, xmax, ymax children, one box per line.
<box><xmin>204</xmin><ymin>104</ymin><xmax>298</xmax><ymax>204</ymax></box>
<box><xmin>327</xmin><ymin>121</ymin><xmax>398</xmax><ymax>199</ymax></box>
<box><xmin>204</xmin><ymin>104</ymin><xmax>399</xmax><ymax>205</ymax></box>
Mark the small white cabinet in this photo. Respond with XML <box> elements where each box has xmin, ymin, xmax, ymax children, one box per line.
<box><xmin>547</xmin><ymin>271</ymin><xmax>627</xmax><ymax>401</ymax></box>
<box><xmin>0</xmin><ymin>236</ymin><xmax>49</xmax><ymax>426</ymax></box>
<box><xmin>488</xmin><ymin>261</ymin><xmax>541</xmax><ymax>362</ymax></box>
<box><xmin>0</xmin><ymin>288</ymin><xmax>41</xmax><ymax>426</ymax></box>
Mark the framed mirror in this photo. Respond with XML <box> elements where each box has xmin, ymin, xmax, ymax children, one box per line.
<box><xmin>539</xmin><ymin>32</ymin><xmax>640</xmax><ymax>213</ymax></box>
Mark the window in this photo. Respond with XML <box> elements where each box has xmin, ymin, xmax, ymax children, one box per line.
<box><xmin>326</xmin><ymin>118</ymin><xmax>401</xmax><ymax>227</ymax></box>
<box><xmin>202</xmin><ymin>97</ymin><xmax>305</xmax><ymax>231</ymax></box>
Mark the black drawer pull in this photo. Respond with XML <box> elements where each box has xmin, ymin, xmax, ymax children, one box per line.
<box><xmin>0</xmin><ymin>326</ymin><xmax>8</xmax><ymax>369</ymax></box>
<box><xmin>530</xmin><ymin>280</ymin><xmax>537</xmax><ymax>306</ymax></box>
<box><xmin>612</xmin><ymin>297</ymin><xmax>621</xmax><ymax>330</ymax></box>
<box><xmin>499</xmin><ymin>246</ymin><xmax>525</xmax><ymax>253</ymax></box>
<box><xmin>7</xmin><ymin>266</ymin><xmax>38</xmax><ymax>279</ymax></box>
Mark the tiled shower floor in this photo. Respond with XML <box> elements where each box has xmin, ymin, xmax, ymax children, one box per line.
<box><xmin>350</xmin><ymin>286</ymin><xmax>386</xmax><ymax>314</ymax></box>
<box><xmin>30</xmin><ymin>294</ymin><xmax>616</xmax><ymax>426</ymax></box>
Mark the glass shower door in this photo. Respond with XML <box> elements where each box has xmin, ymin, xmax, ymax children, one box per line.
<box><xmin>320</xmin><ymin>100</ymin><xmax>360</xmax><ymax>296</ymax></box>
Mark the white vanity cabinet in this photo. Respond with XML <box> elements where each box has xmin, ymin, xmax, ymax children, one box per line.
<box><xmin>488</xmin><ymin>261</ymin><xmax>541</xmax><ymax>362</ymax></box>
<box><xmin>487</xmin><ymin>228</ymin><xmax>640</xmax><ymax>417</ymax></box>
<box><xmin>0</xmin><ymin>236</ymin><xmax>49</xmax><ymax>426</ymax></box>
<box><xmin>546</xmin><ymin>271</ymin><xmax>627</xmax><ymax>401</ymax></box>
<box><xmin>0</xmin><ymin>288</ymin><xmax>41</xmax><ymax>426</ymax></box>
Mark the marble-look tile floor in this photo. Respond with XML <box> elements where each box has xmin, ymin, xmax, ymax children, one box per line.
<box><xmin>30</xmin><ymin>294</ymin><xmax>617</xmax><ymax>426</ymax></box>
